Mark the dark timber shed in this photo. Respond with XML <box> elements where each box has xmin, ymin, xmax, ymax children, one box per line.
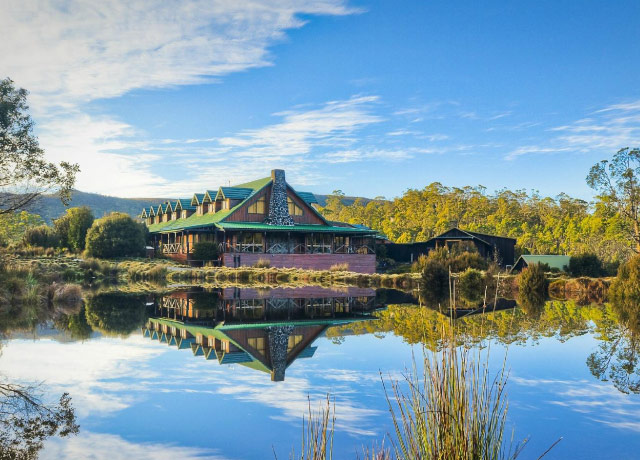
<box><xmin>383</xmin><ymin>227</ymin><xmax>516</xmax><ymax>267</ymax></box>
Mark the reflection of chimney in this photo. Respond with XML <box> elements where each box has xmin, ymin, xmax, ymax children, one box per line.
<box><xmin>265</xmin><ymin>169</ymin><xmax>295</xmax><ymax>226</ymax></box>
<box><xmin>268</xmin><ymin>325</ymin><xmax>294</xmax><ymax>382</ymax></box>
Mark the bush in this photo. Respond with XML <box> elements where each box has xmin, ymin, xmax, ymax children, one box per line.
<box><xmin>421</xmin><ymin>258</ymin><xmax>449</xmax><ymax>305</ymax></box>
<box><xmin>23</xmin><ymin>225</ymin><xmax>59</xmax><ymax>248</ymax></box>
<box><xmin>65</xmin><ymin>207</ymin><xmax>94</xmax><ymax>251</ymax></box>
<box><xmin>253</xmin><ymin>258</ymin><xmax>271</xmax><ymax>268</ymax></box>
<box><xmin>517</xmin><ymin>263</ymin><xmax>547</xmax><ymax>317</ymax></box>
<box><xmin>84</xmin><ymin>213</ymin><xmax>146</xmax><ymax>259</ymax></box>
<box><xmin>568</xmin><ymin>253</ymin><xmax>605</xmax><ymax>278</ymax></box>
<box><xmin>192</xmin><ymin>241</ymin><xmax>219</xmax><ymax>261</ymax></box>
<box><xmin>457</xmin><ymin>268</ymin><xmax>484</xmax><ymax>302</ymax></box>
<box><xmin>609</xmin><ymin>255</ymin><xmax>640</xmax><ymax>331</ymax></box>
<box><xmin>450</xmin><ymin>252</ymin><xmax>488</xmax><ymax>272</ymax></box>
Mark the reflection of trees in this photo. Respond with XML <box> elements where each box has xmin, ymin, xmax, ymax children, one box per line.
<box><xmin>326</xmin><ymin>301</ymin><xmax>618</xmax><ymax>351</ymax></box>
<box><xmin>0</xmin><ymin>379</ymin><xmax>79</xmax><ymax>458</ymax></box>
<box><xmin>85</xmin><ymin>292</ymin><xmax>147</xmax><ymax>336</ymax></box>
<box><xmin>587</xmin><ymin>257</ymin><xmax>640</xmax><ymax>393</ymax></box>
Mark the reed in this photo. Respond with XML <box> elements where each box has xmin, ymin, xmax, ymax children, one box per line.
<box><xmin>287</xmin><ymin>396</ymin><xmax>335</xmax><ymax>460</ymax></box>
<box><xmin>383</xmin><ymin>335</ymin><xmax>525</xmax><ymax>460</ymax></box>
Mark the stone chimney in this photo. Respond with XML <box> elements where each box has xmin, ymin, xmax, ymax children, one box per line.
<box><xmin>265</xmin><ymin>169</ymin><xmax>295</xmax><ymax>226</ymax></box>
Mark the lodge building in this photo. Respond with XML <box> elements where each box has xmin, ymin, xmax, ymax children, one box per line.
<box><xmin>140</xmin><ymin>170</ymin><xmax>377</xmax><ymax>273</ymax></box>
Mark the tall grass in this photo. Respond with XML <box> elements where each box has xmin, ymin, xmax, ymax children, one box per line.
<box><xmin>287</xmin><ymin>396</ymin><xmax>335</xmax><ymax>460</ymax></box>
<box><xmin>383</xmin><ymin>337</ymin><xmax>524</xmax><ymax>460</ymax></box>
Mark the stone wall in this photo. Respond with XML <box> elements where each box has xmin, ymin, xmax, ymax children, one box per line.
<box><xmin>221</xmin><ymin>253</ymin><xmax>376</xmax><ymax>274</ymax></box>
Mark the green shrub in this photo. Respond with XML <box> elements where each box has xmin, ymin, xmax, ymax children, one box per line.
<box><xmin>568</xmin><ymin>253</ymin><xmax>605</xmax><ymax>277</ymax></box>
<box><xmin>84</xmin><ymin>213</ymin><xmax>146</xmax><ymax>259</ymax></box>
<box><xmin>23</xmin><ymin>225</ymin><xmax>59</xmax><ymax>248</ymax></box>
<box><xmin>517</xmin><ymin>263</ymin><xmax>547</xmax><ymax>317</ymax></box>
<box><xmin>609</xmin><ymin>255</ymin><xmax>640</xmax><ymax>331</ymax></box>
<box><xmin>457</xmin><ymin>268</ymin><xmax>484</xmax><ymax>302</ymax></box>
<box><xmin>421</xmin><ymin>258</ymin><xmax>449</xmax><ymax>305</ymax></box>
<box><xmin>192</xmin><ymin>241</ymin><xmax>219</xmax><ymax>261</ymax></box>
<box><xmin>63</xmin><ymin>207</ymin><xmax>94</xmax><ymax>251</ymax></box>
<box><xmin>450</xmin><ymin>252</ymin><xmax>488</xmax><ymax>272</ymax></box>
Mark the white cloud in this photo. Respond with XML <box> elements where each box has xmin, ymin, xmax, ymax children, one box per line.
<box><xmin>43</xmin><ymin>431</ymin><xmax>229</xmax><ymax>460</ymax></box>
<box><xmin>1</xmin><ymin>335</ymin><xmax>384</xmax><ymax>439</ymax></box>
<box><xmin>0</xmin><ymin>0</ymin><xmax>357</xmax><ymax>197</ymax></box>
<box><xmin>512</xmin><ymin>376</ymin><xmax>640</xmax><ymax>432</ymax></box>
<box><xmin>1</xmin><ymin>0</ymin><xmax>355</xmax><ymax>113</ymax></box>
<box><xmin>0</xmin><ymin>336</ymin><xmax>166</xmax><ymax>417</ymax></box>
<box><xmin>505</xmin><ymin>99</ymin><xmax>640</xmax><ymax>159</ymax></box>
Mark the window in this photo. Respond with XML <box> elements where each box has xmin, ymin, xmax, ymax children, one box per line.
<box><xmin>181</xmin><ymin>210</ymin><xmax>187</xmax><ymax>219</ymax></box>
<box><xmin>248</xmin><ymin>197</ymin><xmax>266</xmax><ymax>214</ymax></box>
<box><xmin>208</xmin><ymin>203</ymin><xmax>215</xmax><ymax>213</ymax></box>
<box><xmin>287</xmin><ymin>335</ymin><xmax>303</xmax><ymax>351</ymax></box>
<box><xmin>221</xmin><ymin>200</ymin><xmax>229</xmax><ymax>210</ymax></box>
<box><xmin>287</xmin><ymin>197</ymin><xmax>303</xmax><ymax>216</ymax></box>
<box><xmin>248</xmin><ymin>337</ymin><xmax>265</xmax><ymax>355</ymax></box>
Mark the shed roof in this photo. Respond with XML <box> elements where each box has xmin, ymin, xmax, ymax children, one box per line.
<box><xmin>515</xmin><ymin>255</ymin><xmax>570</xmax><ymax>270</ymax></box>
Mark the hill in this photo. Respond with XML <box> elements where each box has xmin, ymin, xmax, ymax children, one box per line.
<box><xmin>26</xmin><ymin>190</ymin><xmax>375</xmax><ymax>223</ymax></box>
<box><xmin>27</xmin><ymin>190</ymin><xmax>174</xmax><ymax>223</ymax></box>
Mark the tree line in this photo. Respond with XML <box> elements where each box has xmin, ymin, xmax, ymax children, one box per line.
<box><xmin>319</xmin><ymin>148</ymin><xmax>640</xmax><ymax>265</ymax></box>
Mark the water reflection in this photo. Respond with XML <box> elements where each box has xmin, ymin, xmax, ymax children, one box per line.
<box><xmin>143</xmin><ymin>287</ymin><xmax>382</xmax><ymax>381</ymax></box>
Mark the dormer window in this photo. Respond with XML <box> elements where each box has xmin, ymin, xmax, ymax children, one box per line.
<box><xmin>181</xmin><ymin>210</ymin><xmax>187</xmax><ymax>219</ymax></box>
<box><xmin>248</xmin><ymin>197</ymin><xmax>266</xmax><ymax>214</ymax></box>
<box><xmin>287</xmin><ymin>197</ymin><xmax>303</xmax><ymax>216</ymax></box>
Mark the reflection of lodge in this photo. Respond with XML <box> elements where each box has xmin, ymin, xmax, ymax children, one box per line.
<box><xmin>142</xmin><ymin>287</ymin><xmax>379</xmax><ymax>381</ymax></box>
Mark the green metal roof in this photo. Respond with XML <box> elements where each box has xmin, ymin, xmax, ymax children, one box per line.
<box><xmin>217</xmin><ymin>187</ymin><xmax>254</xmax><ymax>200</ymax></box>
<box><xmin>232</xmin><ymin>176</ymin><xmax>272</xmax><ymax>190</ymax></box>
<box><xmin>297</xmin><ymin>191</ymin><xmax>318</xmax><ymax>205</ymax></box>
<box><xmin>515</xmin><ymin>255</ymin><xmax>570</xmax><ymax>270</ymax></box>
<box><xmin>155</xmin><ymin>209</ymin><xmax>234</xmax><ymax>233</ymax></box>
<box><xmin>175</xmin><ymin>199</ymin><xmax>196</xmax><ymax>211</ymax></box>
<box><xmin>214</xmin><ymin>222</ymin><xmax>376</xmax><ymax>233</ymax></box>
<box><xmin>147</xmin><ymin>220</ymin><xmax>175</xmax><ymax>232</ymax></box>
<box><xmin>191</xmin><ymin>193</ymin><xmax>205</xmax><ymax>205</ymax></box>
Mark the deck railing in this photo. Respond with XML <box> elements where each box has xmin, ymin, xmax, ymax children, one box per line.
<box><xmin>162</xmin><ymin>243</ymin><xmax>182</xmax><ymax>254</ymax></box>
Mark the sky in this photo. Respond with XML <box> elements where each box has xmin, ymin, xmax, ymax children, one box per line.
<box><xmin>2</xmin><ymin>0</ymin><xmax>640</xmax><ymax>200</ymax></box>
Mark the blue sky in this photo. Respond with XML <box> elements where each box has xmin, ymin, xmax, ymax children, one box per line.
<box><xmin>2</xmin><ymin>0</ymin><xmax>640</xmax><ymax>199</ymax></box>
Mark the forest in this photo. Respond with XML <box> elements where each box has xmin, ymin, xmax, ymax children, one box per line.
<box><xmin>319</xmin><ymin>182</ymin><xmax>633</xmax><ymax>264</ymax></box>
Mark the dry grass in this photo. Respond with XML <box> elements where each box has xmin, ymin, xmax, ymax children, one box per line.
<box><xmin>253</xmin><ymin>258</ymin><xmax>272</xmax><ymax>268</ymax></box>
<box><xmin>329</xmin><ymin>263</ymin><xmax>350</xmax><ymax>272</ymax></box>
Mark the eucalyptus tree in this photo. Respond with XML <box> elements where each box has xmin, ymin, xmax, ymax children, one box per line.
<box><xmin>588</xmin><ymin>148</ymin><xmax>640</xmax><ymax>252</ymax></box>
<box><xmin>0</xmin><ymin>78</ymin><xmax>78</xmax><ymax>214</ymax></box>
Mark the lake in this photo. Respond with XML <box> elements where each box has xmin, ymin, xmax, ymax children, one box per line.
<box><xmin>1</xmin><ymin>284</ymin><xmax>639</xmax><ymax>459</ymax></box>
